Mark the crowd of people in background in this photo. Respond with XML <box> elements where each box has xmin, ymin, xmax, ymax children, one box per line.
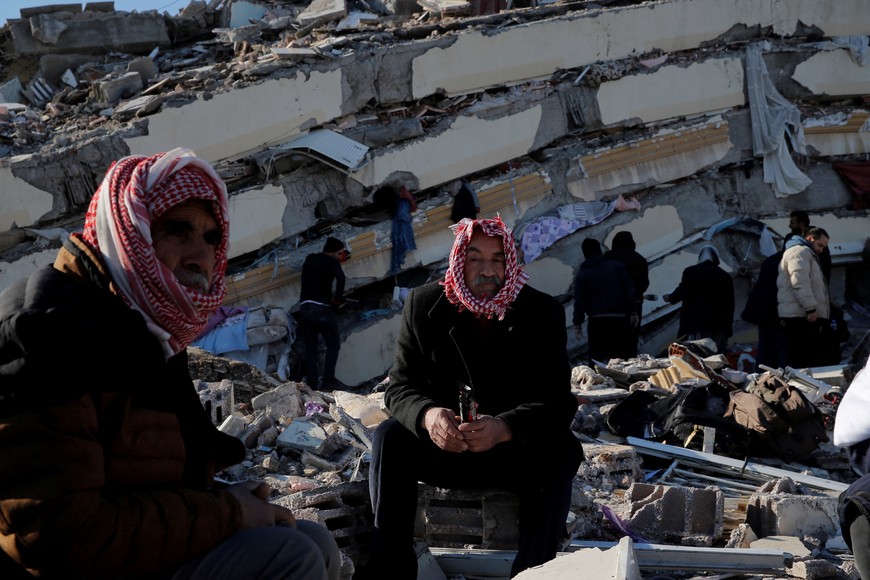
<box><xmin>575</xmin><ymin>208</ymin><xmax>847</xmax><ymax>369</ymax></box>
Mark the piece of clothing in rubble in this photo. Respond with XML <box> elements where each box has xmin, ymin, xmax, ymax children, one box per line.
<box><xmin>776</xmin><ymin>235</ymin><xmax>834</xmax><ymax>368</ymax></box>
<box><xmin>741</xmin><ymin>250</ymin><xmax>788</xmax><ymax>370</ymax></box>
<box><xmin>370</xmin><ymin>281</ymin><xmax>584</xmax><ymax>579</ymax></box>
<box><xmin>449</xmin><ymin>179</ymin><xmax>480</xmax><ymax>222</ymax></box>
<box><xmin>573</xmin><ymin>253</ymin><xmax>637</xmax><ymax>362</ymax></box>
<box><xmin>0</xmin><ymin>239</ymin><xmax>339</xmax><ymax>580</ymax></box>
<box><xmin>390</xmin><ymin>193</ymin><xmax>417</xmax><ymax>274</ymax></box>
<box><xmin>745</xmin><ymin>43</ymin><xmax>812</xmax><ymax>196</ymax></box>
<box><xmin>665</xmin><ymin>246</ymin><xmax>735</xmax><ymax>354</ymax></box>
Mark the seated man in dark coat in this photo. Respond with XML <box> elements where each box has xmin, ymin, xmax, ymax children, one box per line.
<box><xmin>0</xmin><ymin>149</ymin><xmax>339</xmax><ymax>580</ymax></box>
<box><xmin>368</xmin><ymin>216</ymin><xmax>584</xmax><ymax>578</ymax></box>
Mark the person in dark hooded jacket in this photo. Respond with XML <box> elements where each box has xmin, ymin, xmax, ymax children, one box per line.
<box><xmin>664</xmin><ymin>245</ymin><xmax>735</xmax><ymax>354</ymax></box>
<box><xmin>604</xmin><ymin>231</ymin><xmax>648</xmax><ymax>356</ymax></box>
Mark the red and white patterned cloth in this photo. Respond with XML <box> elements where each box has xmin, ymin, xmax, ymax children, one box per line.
<box><xmin>441</xmin><ymin>215</ymin><xmax>529</xmax><ymax>320</ymax></box>
<box><xmin>78</xmin><ymin>148</ymin><xmax>229</xmax><ymax>358</ymax></box>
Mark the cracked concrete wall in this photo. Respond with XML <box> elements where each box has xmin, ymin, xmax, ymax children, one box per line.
<box><xmin>409</xmin><ymin>0</ymin><xmax>868</xmax><ymax>99</ymax></box>
<box><xmin>792</xmin><ymin>49</ymin><xmax>870</xmax><ymax>96</ymax></box>
<box><xmin>597</xmin><ymin>59</ymin><xmax>744</xmax><ymax>126</ymax></box>
<box><xmin>126</xmin><ymin>69</ymin><xmax>346</xmax><ymax>162</ymax></box>
<box><xmin>227</xmin><ymin>186</ymin><xmax>287</xmax><ymax>259</ymax></box>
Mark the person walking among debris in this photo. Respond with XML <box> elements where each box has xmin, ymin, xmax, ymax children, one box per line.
<box><xmin>663</xmin><ymin>245</ymin><xmax>735</xmax><ymax>354</ymax></box>
<box><xmin>0</xmin><ymin>149</ymin><xmax>339</xmax><ymax>580</ymax></box>
<box><xmin>741</xmin><ymin>246</ymin><xmax>788</xmax><ymax>370</ymax></box>
<box><xmin>298</xmin><ymin>236</ymin><xmax>349</xmax><ymax>390</ymax></box>
<box><xmin>777</xmin><ymin>226</ymin><xmax>832</xmax><ymax>368</ymax></box>
<box><xmin>366</xmin><ymin>216</ymin><xmax>584</xmax><ymax>579</ymax></box>
<box><xmin>603</xmin><ymin>230</ymin><xmax>649</xmax><ymax>357</ymax></box>
<box><xmin>574</xmin><ymin>237</ymin><xmax>638</xmax><ymax>363</ymax></box>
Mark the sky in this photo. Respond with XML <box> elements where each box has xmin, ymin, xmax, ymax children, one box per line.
<box><xmin>2</xmin><ymin>0</ymin><xmax>191</xmax><ymax>28</ymax></box>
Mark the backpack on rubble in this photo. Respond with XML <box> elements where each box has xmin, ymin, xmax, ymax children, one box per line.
<box><xmin>606</xmin><ymin>382</ymin><xmax>755</xmax><ymax>457</ymax></box>
<box><xmin>724</xmin><ymin>371</ymin><xmax>828</xmax><ymax>463</ymax></box>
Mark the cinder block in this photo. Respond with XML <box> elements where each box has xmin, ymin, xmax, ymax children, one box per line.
<box><xmin>578</xmin><ymin>443</ymin><xmax>643</xmax><ymax>490</ymax></box>
<box><xmin>746</xmin><ymin>492</ymin><xmax>839</xmax><ymax>540</ymax></box>
<box><xmin>195</xmin><ymin>379</ymin><xmax>234</xmax><ymax>426</ymax></box>
<box><xmin>625</xmin><ymin>483</ymin><xmax>723</xmax><ymax>546</ymax></box>
<box><xmin>414</xmin><ymin>484</ymin><xmax>520</xmax><ymax>550</ymax></box>
<box><xmin>276</xmin><ymin>480</ymin><xmax>372</xmax><ymax>567</ymax></box>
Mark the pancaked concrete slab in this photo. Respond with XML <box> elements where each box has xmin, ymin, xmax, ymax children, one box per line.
<box><xmin>792</xmin><ymin>49</ymin><xmax>870</xmax><ymax>96</ymax></box>
<box><xmin>126</xmin><ymin>70</ymin><xmax>345</xmax><ymax>162</ymax></box>
<box><xmin>349</xmin><ymin>108</ymin><xmax>543</xmax><ymax>190</ymax></box>
<box><xmin>804</xmin><ymin>112</ymin><xmax>870</xmax><ymax>156</ymax></box>
<box><xmin>297</xmin><ymin>0</ymin><xmax>348</xmax><ymax>27</ymax></box>
<box><xmin>9</xmin><ymin>11</ymin><xmax>170</xmax><ymax>56</ymax></box>
<box><xmin>597</xmin><ymin>59</ymin><xmax>744</xmax><ymax>126</ymax></box>
<box><xmin>566</xmin><ymin>119</ymin><xmax>733</xmax><ymax>200</ymax></box>
<box><xmin>410</xmin><ymin>0</ymin><xmax>869</xmax><ymax>99</ymax></box>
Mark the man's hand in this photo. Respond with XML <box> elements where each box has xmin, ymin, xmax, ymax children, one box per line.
<box><xmin>807</xmin><ymin>312</ymin><xmax>818</xmax><ymax>323</ymax></box>
<box><xmin>629</xmin><ymin>313</ymin><xmax>640</xmax><ymax>328</ymax></box>
<box><xmin>457</xmin><ymin>415</ymin><xmax>512</xmax><ymax>452</ymax></box>
<box><xmin>228</xmin><ymin>480</ymin><xmax>296</xmax><ymax>529</ymax></box>
<box><xmin>422</xmin><ymin>407</ymin><xmax>467</xmax><ymax>452</ymax></box>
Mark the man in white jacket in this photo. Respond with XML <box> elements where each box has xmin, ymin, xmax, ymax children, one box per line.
<box><xmin>776</xmin><ymin>227</ymin><xmax>830</xmax><ymax>368</ymax></box>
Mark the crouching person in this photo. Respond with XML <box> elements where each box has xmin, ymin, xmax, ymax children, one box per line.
<box><xmin>0</xmin><ymin>149</ymin><xmax>339</xmax><ymax>580</ymax></box>
<box><xmin>367</xmin><ymin>216</ymin><xmax>584</xmax><ymax>578</ymax></box>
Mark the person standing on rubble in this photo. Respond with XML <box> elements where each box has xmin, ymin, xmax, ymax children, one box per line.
<box><xmin>788</xmin><ymin>210</ymin><xmax>832</xmax><ymax>282</ymax></box>
<box><xmin>365</xmin><ymin>216</ymin><xmax>584</xmax><ymax>579</ymax></box>
<box><xmin>663</xmin><ymin>244</ymin><xmax>735</xmax><ymax>354</ymax></box>
<box><xmin>603</xmin><ymin>230</ymin><xmax>649</xmax><ymax>357</ymax></box>
<box><xmin>777</xmin><ymin>226</ymin><xmax>832</xmax><ymax>368</ymax></box>
<box><xmin>298</xmin><ymin>236</ymin><xmax>349</xmax><ymax>390</ymax></box>
<box><xmin>0</xmin><ymin>148</ymin><xmax>340</xmax><ymax>580</ymax></box>
<box><xmin>574</xmin><ymin>237</ymin><xmax>638</xmax><ymax>363</ymax></box>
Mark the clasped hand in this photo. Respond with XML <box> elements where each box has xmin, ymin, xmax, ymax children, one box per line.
<box><xmin>227</xmin><ymin>480</ymin><xmax>297</xmax><ymax>529</ymax></box>
<box><xmin>422</xmin><ymin>407</ymin><xmax>511</xmax><ymax>453</ymax></box>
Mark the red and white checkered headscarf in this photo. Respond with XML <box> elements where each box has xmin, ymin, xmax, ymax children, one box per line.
<box><xmin>78</xmin><ymin>148</ymin><xmax>229</xmax><ymax>358</ymax></box>
<box><xmin>441</xmin><ymin>215</ymin><xmax>529</xmax><ymax>320</ymax></box>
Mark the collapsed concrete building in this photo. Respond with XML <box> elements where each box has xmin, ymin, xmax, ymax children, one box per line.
<box><xmin>1</xmin><ymin>0</ymin><xmax>869</xmax><ymax>389</ymax></box>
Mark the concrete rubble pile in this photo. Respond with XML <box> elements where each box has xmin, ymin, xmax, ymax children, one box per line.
<box><xmin>188</xmin><ymin>341</ymin><xmax>866</xmax><ymax>579</ymax></box>
<box><xmin>1</xmin><ymin>0</ymin><xmax>869</xmax><ymax>391</ymax></box>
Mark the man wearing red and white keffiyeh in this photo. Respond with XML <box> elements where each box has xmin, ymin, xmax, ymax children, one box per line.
<box><xmin>79</xmin><ymin>147</ymin><xmax>230</xmax><ymax>358</ymax></box>
<box><xmin>441</xmin><ymin>215</ymin><xmax>529</xmax><ymax>320</ymax></box>
<box><xmin>367</xmin><ymin>215</ymin><xmax>584</xmax><ymax>579</ymax></box>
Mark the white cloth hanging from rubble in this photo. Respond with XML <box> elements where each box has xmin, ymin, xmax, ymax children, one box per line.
<box><xmin>746</xmin><ymin>43</ymin><xmax>812</xmax><ymax>197</ymax></box>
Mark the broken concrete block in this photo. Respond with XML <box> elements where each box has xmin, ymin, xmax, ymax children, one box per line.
<box><xmin>96</xmin><ymin>72</ymin><xmax>144</xmax><ymax>105</ymax></box>
<box><xmin>514</xmin><ymin>536</ymin><xmax>641</xmax><ymax>580</ymax></box>
<box><xmin>788</xmin><ymin>558</ymin><xmax>839</xmax><ymax>579</ymax></box>
<box><xmin>624</xmin><ymin>482</ymin><xmax>723</xmax><ymax>546</ymax></box>
<box><xmin>746</xmin><ymin>490</ymin><xmax>839</xmax><ymax>540</ymax></box>
<box><xmin>241</xmin><ymin>413</ymin><xmax>274</xmax><ymax>449</ymax></box>
<box><xmin>414</xmin><ymin>484</ymin><xmax>520</xmax><ymax>550</ymax></box>
<box><xmin>578</xmin><ymin>443</ymin><xmax>643</xmax><ymax>491</ymax></box>
<box><xmin>725</xmin><ymin>522</ymin><xmax>759</xmax><ymax>548</ymax></box>
<box><xmin>277</xmin><ymin>419</ymin><xmax>328</xmax><ymax>453</ymax></box>
<box><xmin>271</xmin><ymin>47</ymin><xmax>318</xmax><ymax>62</ymax></box>
<box><xmin>10</xmin><ymin>12</ymin><xmax>170</xmax><ymax>56</ymax></box>
<box><xmin>751</xmin><ymin>535</ymin><xmax>812</xmax><ymax>557</ymax></box>
<box><xmin>127</xmin><ymin>57</ymin><xmax>158</xmax><ymax>82</ymax></box>
<box><xmin>0</xmin><ymin>78</ymin><xmax>24</xmax><ymax>104</ymax></box>
<box><xmin>218</xmin><ymin>414</ymin><xmax>247</xmax><ymax>438</ymax></box>
<box><xmin>332</xmin><ymin>390</ymin><xmax>389</xmax><ymax>429</ymax></box>
<box><xmin>251</xmin><ymin>382</ymin><xmax>302</xmax><ymax>420</ymax></box>
<box><xmin>195</xmin><ymin>378</ymin><xmax>234</xmax><ymax>426</ymax></box>
<box><xmin>297</xmin><ymin>0</ymin><xmax>348</xmax><ymax>27</ymax></box>
<box><xmin>113</xmin><ymin>95</ymin><xmax>164</xmax><ymax>120</ymax></box>
<box><xmin>31</xmin><ymin>14</ymin><xmax>69</xmax><ymax>45</ymax></box>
